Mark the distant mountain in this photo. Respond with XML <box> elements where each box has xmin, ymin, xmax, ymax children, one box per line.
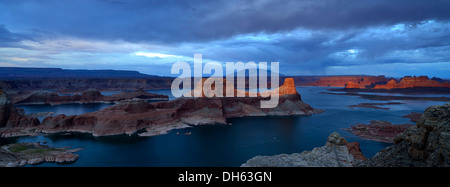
<box><xmin>0</xmin><ymin>67</ymin><xmax>158</xmax><ymax>79</ymax></box>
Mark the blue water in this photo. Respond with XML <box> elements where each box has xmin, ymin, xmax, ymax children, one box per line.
<box><xmin>3</xmin><ymin>87</ymin><xmax>449</xmax><ymax>167</ymax></box>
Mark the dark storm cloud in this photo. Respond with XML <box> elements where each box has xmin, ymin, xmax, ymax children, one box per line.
<box><xmin>1</xmin><ymin>0</ymin><xmax>450</xmax><ymax>77</ymax></box>
<box><xmin>1</xmin><ymin>0</ymin><xmax>450</xmax><ymax>43</ymax></box>
<box><xmin>0</xmin><ymin>25</ymin><xmax>29</xmax><ymax>47</ymax></box>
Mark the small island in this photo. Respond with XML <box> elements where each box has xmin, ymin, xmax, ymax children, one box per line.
<box><xmin>0</xmin><ymin>142</ymin><xmax>81</xmax><ymax>167</ymax></box>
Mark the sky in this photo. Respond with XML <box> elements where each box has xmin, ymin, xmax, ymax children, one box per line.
<box><xmin>1</xmin><ymin>0</ymin><xmax>450</xmax><ymax>78</ymax></box>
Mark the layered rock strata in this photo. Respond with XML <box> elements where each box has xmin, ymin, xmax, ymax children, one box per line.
<box><xmin>1</xmin><ymin>78</ymin><xmax>323</xmax><ymax>137</ymax></box>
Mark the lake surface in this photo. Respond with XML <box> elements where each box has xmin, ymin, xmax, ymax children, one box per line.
<box><xmin>3</xmin><ymin>86</ymin><xmax>449</xmax><ymax>167</ymax></box>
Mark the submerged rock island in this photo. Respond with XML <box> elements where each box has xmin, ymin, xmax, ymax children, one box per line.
<box><xmin>0</xmin><ymin>78</ymin><xmax>323</xmax><ymax>137</ymax></box>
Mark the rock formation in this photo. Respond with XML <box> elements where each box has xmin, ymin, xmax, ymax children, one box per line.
<box><xmin>347</xmin><ymin>120</ymin><xmax>413</xmax><ymax>143</ymax></box>
<box><xmin>0</xmin><ymin>89</ymin><xmax>40</xmax><ymax>137</ymax></box>
<box><xmin>344</xmin><ymin>81</ymin><xmax>360</xmax><ymax>88</ymax></box>
<box><xmin>1</xmin><ymin>78</ymin><xmax>323</xmax><ymax>137</ymax></box>
<box><xmin>12</xmin><ymin>88</ymin><xmax>168</xmax><ymax>105</ymax></box>
<box><xmin>242</xmin><ymin>103</ymin><xmax>450</xmax><ymax>167</ymax></box>
<box><xmin>241</xmin><ymin>132</ymin><xmax>366</xmax><ymax>167</ymax></box>
<box><xmin>373</xmin><ymin>76</ymin><xmax>450</xmax><ymax>89</ymax></box>
<box><xmin>0</xmin><ymin>142</ymin><xmax>81</xmax><ymax>167</ymax></box>
<box><xmin>312</xmin><ymin>76</ymin><xmax>388</xmax><ymax>87</ymax></box>
<box><xmin>359</xmin><ymin>103</ymin><xmax>450</xmax><ymax>167</ymax></box>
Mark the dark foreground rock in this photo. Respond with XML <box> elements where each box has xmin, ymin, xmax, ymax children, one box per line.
<box><xmin>0</xmin><ymin>142</ymin><xmax>81</xmax><ymax>167</ymax></box>
<box><xmin>358</xmin><ymin>103</ymin><xmax>450</xmax><ymax>167</ymax></box>
<box><xmin>241</xmin><ymin>132</ymin><xmax>366</xmax><ymax>167</ymax></box>
<box><xmin>243</xmin><ymin>103</ymin><xmax>449</xmax><ymax>167</ymax></box>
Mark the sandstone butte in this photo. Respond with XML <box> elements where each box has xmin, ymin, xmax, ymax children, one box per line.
<box><xmin>0</xmin><ymin>78</ymin><xmax>323</xmax><ymax>137</ymax></box>
<box><xmin>344</xmin><ymin>76</ymin><xmax>450</xmax><ymax>89</ymax></box>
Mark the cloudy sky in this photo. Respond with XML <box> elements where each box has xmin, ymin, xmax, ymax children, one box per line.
<box><xmin>1</xmin><ymin>0</ymin><xmax>450</xmax><ymax>78</ymax></box>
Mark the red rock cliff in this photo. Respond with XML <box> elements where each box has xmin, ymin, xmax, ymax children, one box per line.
<box><xmin>312</xmin><ymin>76</ymin><xmax>388</xmax><ymax>87</ymax></box>
<box><xmin>373</xmin><ymin>76</ymin><xmax>450</xmax><ymax>89</ymax></box>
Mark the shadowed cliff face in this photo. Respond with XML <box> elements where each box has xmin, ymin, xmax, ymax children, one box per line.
<box><xmin>0</xmin><ymin>78</ymin><xmax>323</xmax><ymax>137</ymax></box>
<box><xmin>0</xmin><ymin>89</ymin><xmax>40</xmax><ymax>132</ymax></box>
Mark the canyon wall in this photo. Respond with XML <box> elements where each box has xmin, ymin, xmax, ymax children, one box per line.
<box><xmin>372</xmin><ymin>76</ymin><xmax>450</xmax><ymax>89</ymax></box>
<box><xmin>311</xmin><ymin>76</ymin><xmax>388</xmax><ymax>87</ymax></box>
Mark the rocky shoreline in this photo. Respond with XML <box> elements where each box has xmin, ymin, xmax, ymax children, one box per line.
<box><xmin>346</xmin><ymin>120</ymin><xmax>413</xmax><ymax>143</ymax></box>
<box><xmin>0</xmin><ymin>142</ymin><xmax>81</xmax><ymax>167</ymax></box>
<box><xmin>242</xmin><ymin>103</ymin><xmax>450</xmax><ymax>167</ymax></box>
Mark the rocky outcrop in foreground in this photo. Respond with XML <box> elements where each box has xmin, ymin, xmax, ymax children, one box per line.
<box><xmin>0</xmin><ymin>142</ymin><xmax>81</xmax><ymax>167</ymax></box>
<box><xmin>1</xmin><ymin>78</ymin><xmax>323</xmax><ymax>137</ymax></box>
<box><xmin>359</xmin><ymin>103</ymin><xmax>450</xmax><ymax>167</ymax></box>
<box><xmin>241</xmin><ymin>132</ymin><xmax>366</xmax><ymax>167</ymax></box>
<box><xmin>243</xmin><ymin>103</ymin><xmax>449</xmax><ymax>167</ymax></box>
